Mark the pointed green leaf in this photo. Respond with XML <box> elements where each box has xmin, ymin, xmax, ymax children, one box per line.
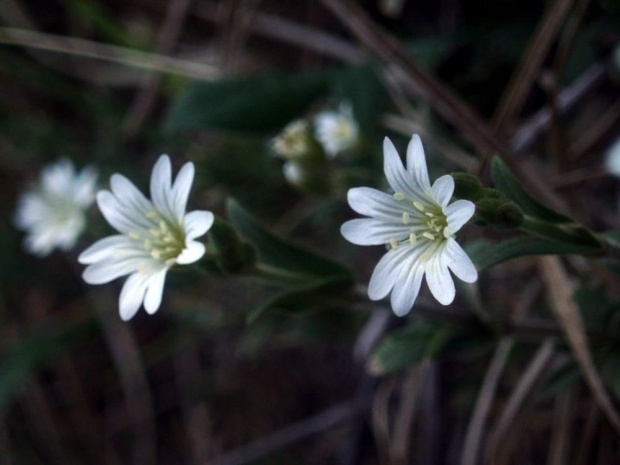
<box><xmin>165</xmin><ymin>71</ymin><xmax>334</xmax><ymax>133</ymax></box>
<box><xmin>246</xmin><ymin>276</ymin><xmax>352</xmax><ymax>323</ymax></box>
<box><xmin>490</xmin><ymin>157</ymin><xmax>573</xmax><ymax>223</ymax></box>
<box><xmin>467</xmin><ymin>236</ymin><xmax>601</xmax><ymax>272</ymax></box>
<box><xmin>227</xmin><ymin>198</ymin><xmax>352</xmax><ymax>281</ymax></box>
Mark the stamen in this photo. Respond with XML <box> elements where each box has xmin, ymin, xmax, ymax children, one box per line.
<box><xmin>128</xmin><ymin>231</ymin><xmax>141</xmax><ymax>240</ymax></box>
<box><xmin>402</xmin><ymin>212</ymin><xmax>410</xmax><ymax>224</ymax></box>
<box><xmin>443</xmin><ymin>227</ymin><xmax>451</xmax><ymax>239</ymax></box>
<box><xmin>425</xmin><ymin>212</ymin><xmax>435</xmax><ymax>218</ymax></box>
<box><xmin>422</xmin><ymin>232</ymin><xmax>435</xmax><ymax>241</ymax></box>
<box><xmin>389</xmin><ymin>238</ymin><xmax>399</xmax><ymax>250</ymax></box>
<box><xmin>165</xmin><ymin>258</ymin><xmax>176</xmax><ymax>266</ymax></box>
<box><xmin>149</xmin><ymin>228</ymin><xmax>161</xmax><ymax>237</ymax></box>
<box><xmin>159</xmin><ymin>220</ymin><xmax>168</xmax><ymax>231</ymax></box>
<box><xmin>138</xmin><ymin>267</ymin><xmax>147</xmax><ymax>275</ymax></box>
<box><xmin>393</xmin><ymin>192</ymin><xmax>405</xmax><ymax>201</ymax></box>
<box><xmin>144</xmin><ymin>239</ymin><xmax>152</xmax><ymax>249</ymax></box>
<box><xmin>145</xmin><ymin>211</ymin><xmax>158</xmax><ymax>218</ymax></box>
<box><xmin>150</xmin><ymin>250</ymin><xmax>161</xmax><ymax>259</ymax></box>
<box><xmin>413</xmin><ymin>201</ymin><xmax>425</xmax><ymax>212</ymax></box>
<box><xmin>409</xmin><ymin>233</ymin><xmax>417</xmax><ymax>245</ymax></box>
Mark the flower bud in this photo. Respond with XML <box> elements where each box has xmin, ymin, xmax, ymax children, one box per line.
<box><xmin>208</xmin><ymin>217</ymin><xmax>255</xmax><ymax>273</ymax></box>
<box><xmin>451</xmin><ymin>172</ymin><xmax>485</xmax><ymax>201</ymax></box>
<box><xmin>476</xmin><ymin>198</ymin><xmax>524</xmax><ymax>228</ymax></box>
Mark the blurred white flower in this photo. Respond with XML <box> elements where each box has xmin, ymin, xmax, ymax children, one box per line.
<box><xmin>15</xmin><ymin>159</ymin><xmax>97</xmax><ymax>257</ymax></box>
<box><xmin>605</xmin><ymin>137</ymin><xmax>620</xmax><ymax>177</ymax></box>
<box><xmin>271</xmin><ymin>120</ymin><xmax>313</xmax><ymax>160</ymax></box>
<box><xmin>79</xmin><ymin>155</ymin><xmax>214</xmax><ymax>321</ymax></box>
<box><xmin>341</xmin><ymin>135</ymin><xmax>478</xmax><ymax>316</ymax></box>
<box><xmin>282</xmin><ymin>161</ymin><xmax>304</xmax><ymax>185</ymax></box>
<box><xmin>314</xmin><ymin>103</ymin><xmax>359</xmax><ymax>158</ymax></box>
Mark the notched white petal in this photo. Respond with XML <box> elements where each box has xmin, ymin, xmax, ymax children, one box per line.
<box><xmin>445</xmin><ymin>199</ymin><xmax>475</xmax><ymax>233</ymax></box>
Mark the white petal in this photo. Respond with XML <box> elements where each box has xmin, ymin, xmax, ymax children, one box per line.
<box><xmin>406</xmin><ymin>134</ymin><xmax>431</xmax><ymax>190</ymax></box>
<box><xmin>78</xmin><ymin>234</ymin><xmax>138</xmax><ymax>264</ymax></box>
<box><xmin>445</xmin><ymin>199</ymin><xmax>476</xmax><ymax>233</ymax></box>
<box><xmin>110</xmin><ymin>174</ymin><xmax>153</xmax><ymax>217</ymax></box>
<box><xmin>446</xmin><ymin>239</ymin><xmax>478</xmax><ymax>283</ymax></box>
<box><xmin>176</xmin><ymin>240</ymin><xmax>205</xmax><ymax>265</ymax></box>
<box><xmin>383</xmin><ymin>137</ymin><xmax>409</xmax><ymax>192</ymax></box>
<box><xmin>150</xmin><ymin>155</ymin><xmax>173</xmax><ymax>219</ymax></box>
<box><xmin>431</xmin><ymin>175</ymin><xmax>454</xmax><ymax>207</ymax></box>
<box><xmin>184</xmin><ymin>210</ymin><xmax>214</xmax><ymax>240</ymax></box>
<box><xmin>341</xmin><ymin>218</ymin><xmax>407</xmax><ymax>246</ymax></box>
<box><xmin>171</xmin><ymin>162</ymin><xmax>195</xmax><ymax>219</ymax></box>
<box><xmin>119</xmin><ymin>273</ymin><xmax>150</xmax><ymax>321</ymax></box>
<box><xmin>347</xmin><ymin>187</ymin><xmax>420</xmax><ymax>220</ymax></box>
<box><xmin>368</xmin><ymin>246</ymin><xmax>409</xmax><ymax>300</ymax></box>
<box><xmin>97</xmin><ymin>191</ymin><xmax>149</xmax><ymax>235</ymax></box>
<box><xmin>74</xmin><ymin>166</ymin><xmax>98</xmax><ymax>208</ymax></box>
<box><xmin>82</xmin><ymin>256</ymin><xmax>145</xmax><ymax>284</ymax></box>
<box><xmin>144</xmin><ymin>268</ymin><xmax>168</xmax><ymax>314</ymax></box>
<box><xmin>390</xmin><ymin>265</ymin><xmax>424</xmax><ymax>317</ymax></box>
<box><xmin>425</xmin><ymin>257</ymin><xmax>455</xmax><ymax>305</ymax></box>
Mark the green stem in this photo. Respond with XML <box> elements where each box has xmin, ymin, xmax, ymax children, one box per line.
<box><xmin>251</xmin><ymin>263</ymin><xmax>317</xmax><ymax>284</ymax></box>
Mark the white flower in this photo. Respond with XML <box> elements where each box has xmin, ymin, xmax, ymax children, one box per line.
<box><xmin>314</xmin><ymin>103</ymin><xmax>359</xmax><ymax>158</ymax></box>
<box><xmin>605</xmin><ymin>137</ymin><xmax>620</xmax><ymax>177</ymax></box>
<box><xmin>341</xmin><ymin>135</ymin><xmax>478</xmax><ymax>316</ymax></box>
<box><xmin>15</xmin><ymin>159</ymin><xmax>97</xmax><ymax>256</ymax></box>
<box><xmin>78</xmin><ymin>155</ymin><xmax>214</xmax><ymax>321</ymax></box>
<box><xmin>271</xmin><ymin>120</ymin><xmax>313</xmax><ymax>160</ymax></box>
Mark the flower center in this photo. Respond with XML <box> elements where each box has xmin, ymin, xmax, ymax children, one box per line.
<box><xmin>129</xmin><ymin>211</ymin><xmax>185</xmax><ymax>267</ymax></box>
<box><xmin>389</xmin><ymin>192</ymin><xmax>450</xmax><ymax>255</ymax></box>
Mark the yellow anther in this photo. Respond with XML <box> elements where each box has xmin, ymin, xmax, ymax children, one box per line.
<box><xmin>409</xmin><ymin>233</ymin><xmax>417</xmax><ymax>245</ymax></box>
<box><xmin>165</xmin><ymin>258</ymin><xmax>176</xmax><ymax>266</ymax></box>
<box><xmin>145</xmin><ymin>211</ymin><xmax>158</xmax><ymax>218</ymax></box>
<box><xmin>393</xmin><ymin>192</ymin><xmax>406</xmax><ymax>201</ymax></box>
<box><xmin>425</xmin><ymin>212</ymin><xmax>435</xmax><ymax>218</ymax></box>
<box><xmin>128</xmin><ymin>231</ymin><xmax>141</xmax><ymax>240</ymax></box>
<box><xmin>389</xmin><ymin>238</ymin><xmax>399</xmax><ymax>250</ymax></box>
<box><xmin>413</xmin><ymin>202</ymin><xmax>425</xmax><ymax>212</ymax></box>
<box><xmin>138</xmin><ymin>267</ymin><xmax>148</xmax><ymax>275</ymax></box>
<box><xmin>163</xmin><ymin>235</ymin><xmax>174</xmax><ymax>243</ymax></box>
<box><xmin>443</xmin><ymin>227</ymin><xmax>451</xmax><ymax>239</ymax></box>
<box><xmin>144</xmin><ymin>239</ymin><xmax>152</xmax><ymax>249</ymax></box>
<box><xmin>402</xmin><ymin>212</ymin><xmax>410</xmax><ymax>224</ymax></box>
<box><xmin>150</xmin><ymin>250</ymin><xmax>161</xmax><ymax>259</ymax></box>
<box><xmin>422</xmin><ymin>232</ymin><xmax>435</xmax><ymax>241</ymax></box>
<box><xmin>159</xmin><ymin>220</ymin><xmax>168</xmax><ymax>231</ymax></box>
<box><xmin>149</xmin><ymin>228</ymin><xmax>161</xmax><ymax>237</ymax></box>
<box><xmin>165</xmin><ymin>247</ymin><xmax>177</xmax><ymax>253</ymax></box>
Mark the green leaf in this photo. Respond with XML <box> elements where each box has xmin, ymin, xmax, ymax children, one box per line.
<box><xmin>227</xmin><ymin>198</ymin><xmax>352</xmax><ymax>281</ymax></box>
<box><xmin>467</xmin><ymin>236</ymin><xmax>602</xmax><ymax>272</ymax></box>
<box><xmin>490</xmin><ymin>157</ymin><xmax>573</xmax><ymax>223</ymax></box>
<box><xmin>165</xmin><ymin>71</ymin><xmax>334</xmax><ymax>133</ymax></box>
<box><xmin>0</xmin><ymin>316</ymin><xmax>98</xmax><ymax>414</ymax></box>
<box><xmin>246</xmin><ymin>276</ymin><xmax>352</xmax><ymax>323</ymax></box>
<box><xmin>369</xmin><ymin>319</ymin><xmax>458</xmax><ymax>375</ymax></box>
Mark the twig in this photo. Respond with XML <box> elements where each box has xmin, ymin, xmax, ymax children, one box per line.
<box><xmin>547</xmin><ymin>387</ymin><xmax>577</xmax><ymax>465</ymax></box>
<box><xmin>492</xmin><ymin>0</ymin><xmax>573</xmax><ymax>134</ymax></box>
<box><xmin>192</xmin><ymin>0</ymin><xmax>363</xmax><ymax>63</ymax></box>
<box><xmin>460</xmin><ymin>337</ymin><xmax>514</xmax><ymax>465</ymax></box>
<box><xmin>485</xmin><ymin>339</ymin><xmax>556</xmax><ymax>463</ymax></box>
<box><xmin>539</xmin><ymin>256</ymin><xmax>620</xmax><ymax>435</ymax></box>
<box><xmin>93</xmin><ymin>292</ymin><xmax>157</xmax><ymax>465</ymax></box>
<box><xmin>123</xmin><ymin>0</ymin><xmax>194</xmax><ymax>137</ymax></box>
<box><xmin>569</xmin><ymin>98</ymin><xmax>620</xmax><ymax>162</ymax></box>
<box><xmin>0</xmin><ymin>27</ymin><xmax>220</xmax><ymax>80</ymax></box>
<box><xmin>209</xmin><ymin>401</ymin><xmax>361</xmax><ymax>465</ymax></box>
<box><xmin>510</xmin><ymin>62</ymin><xmax>607</xmax><ymax>154</ymax></box>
